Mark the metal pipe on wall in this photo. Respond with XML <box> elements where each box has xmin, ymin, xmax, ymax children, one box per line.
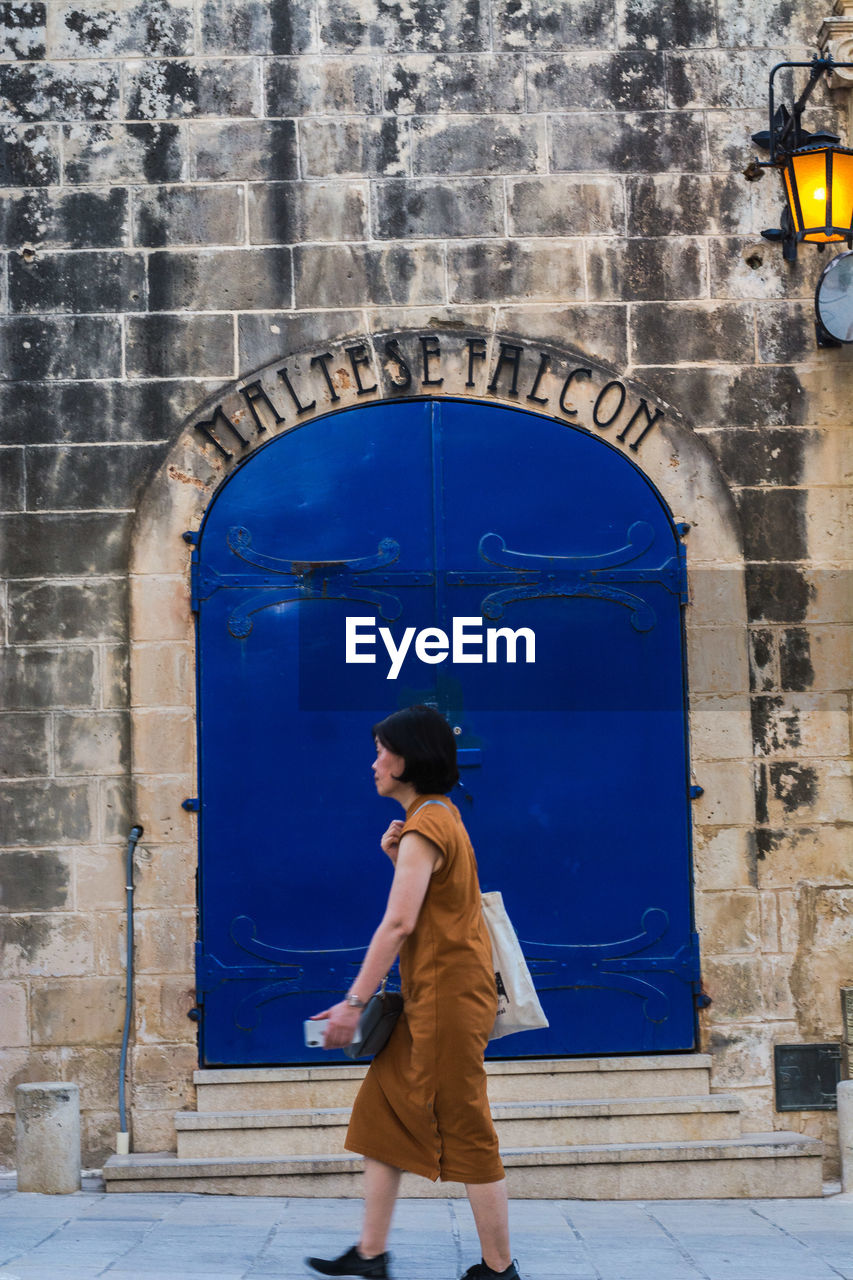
<box><xmin>116</xmin><ymin>824</ymin><xmax>143</xmax><ymax>1156</ymax></box>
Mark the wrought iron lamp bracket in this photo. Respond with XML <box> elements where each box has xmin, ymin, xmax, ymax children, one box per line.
<box><xmin>746</xmin><ymin>55</ymin><xmax>853</xmax><ymax>261</ymax></box>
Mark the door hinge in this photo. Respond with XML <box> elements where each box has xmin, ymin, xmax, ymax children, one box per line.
<box><xmin>677</xmin><ymin>542</ymin><xmax>689</xmax><ymax>605</ymax></box>
<box><xmin>189</xmin><ymin>551</ymin><xmax>200</xmax><ymax>613</ymax></box>
<box><xmin>194</xmin><ymin>941</ymin><xmax>207</xmax><ymax>1003</ymax></box>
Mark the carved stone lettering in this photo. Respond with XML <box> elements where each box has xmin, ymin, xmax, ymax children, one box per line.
<box><xmin>239</xmin><ymin>381</ymin><xmax>283</xmax><ymax>433</ymax></box>
<box><xmin>345</xmin><ymin>342</ymin><xmax>378</xmax><ymax>395</ymax></box>
<box><xmin>384</xmin><ymin>338</ymin><xmax>412</xmax><ymax>389</ymax></box>
<box><xmin>488</xmin><ymin>342</ymin><xmax>523</xmax><ymax>395</ymax></box>
<box><xmin>526</xmin><ymin>352</ymin><xmax>550</xmax><ymax>405</ymax></box>
<box><xmin>465</xmin><ymin>335</ymin><xmax>487</xmax><ymax>387</ymax></box>
<box><xmin>188</xmin><ymin>331</ymin><xmax>667</xmax><ymax>470</ymax></box>
<box><xmin>277</xmin><ymin>366</ymin><xmax>316</xmax><ymax>415</ymax></box>
<box><xmin>617</xmin><ymin>400</ymin><xmax>666</xmax><ymax>452</ymax></box>
<box><xmin>559</xmin><ymin>366</ymin><xmax>592</xmax><ymax>416</ymax></box>
<box><xmin>592</xmin><ymin>380</ymin><xmax>627</xmax><ymax>429</ymax></box>
<box><xmin>420</xmin><ymin>334</ymin><xmax>443</xmax><ymax>386</ymax></box>
<box><xmin>194</xmin><ymin>404</ymin><xmax>252</xmax><ymax>460</ymax></box>
<box><xmin>310</xmin><ymin>351</ymin><xmax>341</xmax><ymax>402</ymax></box>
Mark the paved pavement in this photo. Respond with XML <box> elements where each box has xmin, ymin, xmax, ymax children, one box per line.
<box><xmin>0</xmin><ymin>1182</ymin><xmax>851</xmax><ymax>1280</ymax></box>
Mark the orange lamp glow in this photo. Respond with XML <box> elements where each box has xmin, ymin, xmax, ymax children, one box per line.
<box><xmin>782</xmin><ymin>145</ymin><xmax>853</xmax><ymax>244</ymax></box>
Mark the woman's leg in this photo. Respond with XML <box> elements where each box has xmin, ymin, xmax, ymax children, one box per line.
<box><xmin>465</xmin><ymin>1178</ymin><xmax>512</xmax><ymax>1272</ymax></box>
<box><xmin>359</xmin><ymin>1157</ymin><xmax>402</xmax><ymax>1257</ymax></box>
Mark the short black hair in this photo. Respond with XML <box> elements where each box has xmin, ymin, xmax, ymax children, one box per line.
<box><xmin>372</xmin><ymin>705</ymin><xmax>459</xmax><ymax>795</ymax></box>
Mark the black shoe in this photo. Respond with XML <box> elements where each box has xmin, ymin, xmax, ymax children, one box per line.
<box><xmin>459</xmin><ymin>1262</ymin><xmax>521</xmax><ymax>1280</ymax></box>
<box><xmin>305</xmin><ymin>1244</ymin><xmax>391</xmax><ymax>1279</ymax></box>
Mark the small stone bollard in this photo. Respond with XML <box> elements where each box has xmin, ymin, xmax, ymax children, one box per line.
<box><xmin>16</xmin><ymin>1083</ymin><xmax>81</xmax><ymax>1194</ymax></box>
<box><xmin>840</xmin><ymin>1080</ymin><xmax>853</xmax><ymax>1193</ymax></box>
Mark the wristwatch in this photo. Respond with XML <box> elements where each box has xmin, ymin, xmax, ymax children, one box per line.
<box><xmin>345</xmin><ymin>993</ymin><xmax>367</xmax><ymax>1009</ymax></box>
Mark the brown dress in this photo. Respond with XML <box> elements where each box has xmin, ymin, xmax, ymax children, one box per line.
<box><xmin>344</xmin><ymin>795</ymin><xmax>504</xmax><ymax>1183</ymax></box>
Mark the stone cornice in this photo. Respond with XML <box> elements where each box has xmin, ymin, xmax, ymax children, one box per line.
<box><xmin>819</xmin><ymin>2</ymin><xmax>853</xmax><ymax>88</ymax></box>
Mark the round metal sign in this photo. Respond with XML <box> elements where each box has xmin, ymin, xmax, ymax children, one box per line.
<box><xmin>815</xmin><ymin>250</ymin><xmax>853</xmax><ymax>343</ymax></box>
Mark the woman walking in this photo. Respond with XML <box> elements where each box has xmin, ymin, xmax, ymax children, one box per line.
<box><xmin>307</xmin><ymin>705</ymin><xmax>521</xmax><ymax>1280</ymax></box>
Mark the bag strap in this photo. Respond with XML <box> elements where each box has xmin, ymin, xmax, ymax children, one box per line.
<box><xmin>410</xmin><ymin>799</ymin><xmax>451</xmax><ymax>818</ymax></box>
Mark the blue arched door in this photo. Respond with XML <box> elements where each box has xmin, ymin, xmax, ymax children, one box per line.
<box><xmin>193</xmin><ymin>399</ymin><xmax>699</xmax><ymax>1065</ymax></box>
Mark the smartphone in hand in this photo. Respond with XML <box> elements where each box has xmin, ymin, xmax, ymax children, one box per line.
<box><xmin>304</xmin><ymin>1019</ymin><xmax>328</xmax><ymax>1048</ymax></box>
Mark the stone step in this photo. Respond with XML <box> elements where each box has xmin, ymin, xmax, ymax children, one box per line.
<box><xmin>193</xmin><ymin>1054</ymin><xmax>713</xmax><ymax>1112</ymax></box>
<box><xmin>104</xmin><ymin>1132</ymin><xmax>824</xmax><ymax>1199</ymax></box>
<box><xmin>175</xmin><ymin>1094</ymin><xmax>742</xmax><ymax>1159</ymax></box>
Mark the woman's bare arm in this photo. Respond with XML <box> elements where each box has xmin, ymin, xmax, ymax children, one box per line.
<box><xmin>315</xmin><ymin>831</ymin><xmax>440</xmax><ymax>1049</ymax></box>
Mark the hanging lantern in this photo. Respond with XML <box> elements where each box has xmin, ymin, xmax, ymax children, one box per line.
<box><xmin>781</xmin><ymin>144</ymin><xmax>853</xmax><ymax>245</ymax></box>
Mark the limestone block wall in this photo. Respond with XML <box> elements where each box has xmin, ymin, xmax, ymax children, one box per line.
<box><xmin>0</xmin><ymin>0</ymin><xmax>851</xmax><ymax>1173</ymax></box>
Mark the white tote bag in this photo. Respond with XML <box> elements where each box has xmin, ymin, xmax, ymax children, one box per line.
<box><xmin>481</xmin><ymin>890</ymin><xmax>549</xmax><ymax>1040</ymax></box>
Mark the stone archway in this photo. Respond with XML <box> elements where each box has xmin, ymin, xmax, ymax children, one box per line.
<box><xmin>126</xmin><ymin>325</ymin><xmax>749</xmax><ymax>1142</ymax></box>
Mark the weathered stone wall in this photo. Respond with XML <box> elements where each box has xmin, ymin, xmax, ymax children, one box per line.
<box><xmin>0</xmin><ymin>0</ymin><xmax>851</xmax><ymax>1173</ymax></box>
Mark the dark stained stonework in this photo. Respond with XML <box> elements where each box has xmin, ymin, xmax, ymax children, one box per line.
<box><xmin>735</xmin><ymin>489</ymin><xmax>809</xmax><ymax>563</ymax></box>
<box><xmin>190</xmin><ymin>120</ymin><xmax>298</xmax><ymax>182</ymax></box>
<box><xmin>748</xmin><ymin>628</ymin><xmax>777</xmax><ymax>693</ymax></box>
<box><xmin>248</xmin><ymin>182</ymin><xmax>369</xmax><ymax>245</ymax></box>
<box><xmin>0</xmin><ymin>379</ymin><xmax>217</xmax><ymax>445</ymax></box>
<box><xmin>125</xmin><ymin>59</ymin><xmax>260</xmax><ymax>120</ymax></box>
<box><xmin>49</xmin><ymin>0</ymin><xmax>193</xmax><ymax>58</ymax></box>
<box><xmin>702</xmin><ymin>428</ymin><xmax>810</xmax><ymax>488</ymax></box>
<box><xmin>0</xmin><ymin>850</ymin><xmax>70</xmax><ymax>909</ymax></box>
<box><xmin>0</xmin><ymin>715</ymin><xmax>51</xmax><ymax>778</ymax></box>
<box><xmin>132</xmin><ymin>184</ymin><xmax>244</xmax><ymax>247</ymax></box>
<box><xmin>0</xmin><ymin>648</ymin><xmax>97</xmax><ymax>710</ymax></box>
<box><xmin>299</xmin><ymin>117</ymin><xmax>409</xmax><ymax>178</ymax></box>
<box><xmin>383</xmin><ymin>54</ymin><xmax>524</xmax><ymax>114</ymax></box>
<box><xmin>0</xmin><ymin>780</ymin><xmax>96</xmax><ymax>846</ymax></box>
<box><xmin>0</xmin><ymin>2</ymin><xmax>46</xmax><ymax>60</ymax></box>
<box><xmin>0</xmin><ymin>61</ymin><xmax>120</xmax><ymax>122</ymax></box>
<box><xmin>620</xmin><ymin>0</ymin><xmax>716</xmax><ymax>49</ymax></box>
<box><xmin>411</xmin><ymin>116</ymin><xmax>545</xmax><ymax>176</ymax></box>
<box><xmin>372</xmin><ymin>177</ymin><xmax>503</xmax><ymax>238</ymax></box>
<box><xmin>148</xmin><ymin>247</ymin><xmax>293</xmax><ymax>313</ymax></box>
<box><xmin>266</xmin><ymin>56</ymin><xmax>382</xmax><ymax>116</ymax></box>
<box><xmin>318</xmin><ymin>0</ymin><xmax>490</xmax><ymax>54</ymax></box>
<box><xmin>492</xmin><ymin>0</ymin><xmax>614</xmax><ymax>50</ymax></box>
<box><xmin>62</xmin><ymin>123</ymin><xmax>185</xmax><ymax>185</ymax></box>
<box><xmin>0</xmin><ymin>188</ymin><xmax>128</xmax><ymax>249</ymax></box>
<box><xmin>447</xmin><ymin>239</ymin><xmax>584</xmax><ymax>304</ymax></box>
<box><xmin>779</xmin><ymin>628</ymin><xmax>816</xmax><ymax>692</ymax></box>
<box><xmin>639</xmin><ymin>366</ymin><xmax>806</xmax><ymax>429</ymax></box>
<box><xmin>630</xmin><ymin>302</ymin><xmax>753</xmax><ymax>365</ymax></box>
<box><xmin>0</xmin><ymin>446</ymin><xmax>24</xmax><ymax>511</ymax></box>
<box><xmin>0</xmin><ymin>124</ymin><xmax>60</xmax><ymax>185</ymax></box>
<box><xmin>628</xmin><ymin>175</ymin><xmax>749</xmax><ymax>237</ymax></box>
<box><xmin>751</xmin><ymin>694</ymin><xmax>800</xmax><ymax>757</ymax></box>
<box><xmin>8</xmin><ymin>580</ymin><xmax>128</xmax><ymax>645</ymax></box>
<box><xmin>767</xmin><ymin>761</ymin><xmax>820</xmax><ymax>815</ymax></box>
<box><xmin>0</xmin><ymin>315</ymin><xmax>122</xmax><ymax>380</ymax></box>
<box><xmin>125</xmin><ymin>314</ymin><xmax>234</xmax><ymax>378</ymax></box>
<box><xmin>293</xmin><ymin>243</ymin><xmax>446</xmax><ymax>308</ymax></box>
<box><xmin>9</xmin><ymin>250</ymin><xmax>145</xmax><ymax>314</ymax></box>
<box><xmin>745</xmin><ymin>565</ymin><xmax>814</xmax><ymax>624</ymax></box>
<box><xmin>550</xmin><ymin>111</ymin><xmax>706</xmax><ymax>174</ymax></box>
<box><xmin>756</xmin><ymin>302</ymin><xmax>826</xmax><ymax>365</ymax></box>
<box><xmin>527</xmin><ymin>51</ymin><xmax>665</xmax><ymax>112</ymax></box>
<box><xmin>0</xmin><ymin>513</ymin><xmax>130</xmax><ymax>576</ymax></box>
<box><xmin>587</xmin><ymin>237</ymin><xmax>706</xmax><ymax>302</ymax></box>
<box><xmin>201</xmin><ymin>0</ymin><xmax>316</xmax><ymax>55</ymax></box>
<box><xmin>24</xmin><ymin>443</ymin><xmax>169</xmax><ymax>511</ymax></box>
<box><xmin>508</xmin><ymin>176</ymin><xmax>624</xmax><ymax>237</ymax></box>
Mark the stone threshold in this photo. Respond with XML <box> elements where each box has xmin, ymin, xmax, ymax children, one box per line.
<box><xmin>193</xmin><ymin>1054</ymin><xmax>713</xmax><ymax>1086</ymax></box>
<box><xmin>106</xmin><ymin>1132</ymin><xmax>822</xmax><ymax>1181</ymax></box>
<box><xmin>176</xmin><ymin>1094</ymin><xmax>740</xmax><ymax>1132</ymax></box>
